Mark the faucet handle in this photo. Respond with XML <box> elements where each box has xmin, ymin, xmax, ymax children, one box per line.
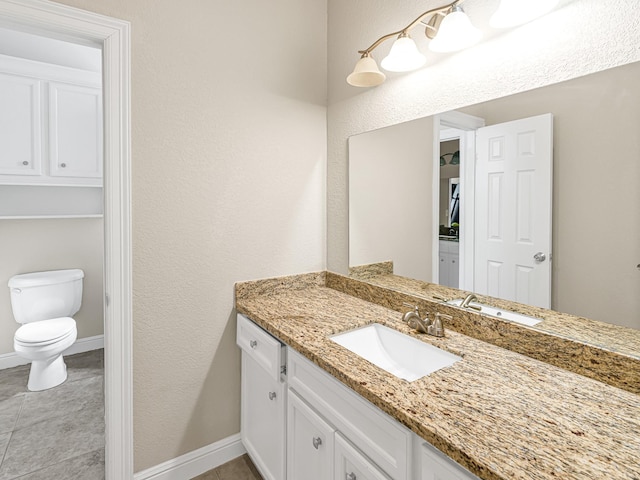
<box><xmin>428</xmin><ymin>313</ymin><xmax>451</xmax><ymax>337</ymax></box>
<box><xmin>432</xmin><ymin>295</ymin><xmax>449</xmax><ymax>303</ymax></box>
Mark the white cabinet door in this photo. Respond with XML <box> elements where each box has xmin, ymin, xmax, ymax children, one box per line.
<box><xmin>335</xmin><ymin>433</ymin><xmax>391</xmax><ymax>480</ymax></box>
<box><xmin>0</xmin><ymin>72</ymin><xmax>42</xmax><ymax>177</ymax></box>
<box><xmin>438</xmin><ymin>253</ymin><xmax>449</xmax><ymax>286</ymax></box>
<box><xmin>287</xmin><ymin>390</ymin><xmax>335</xmax><ymax>480</ymax></box>
<box><xmin>449</xmin><ymin>253</ymin><xmax>459</xmax><ymax>288</ymax></box>
<box><xmin>421</xmin><ymin>443</ymin><xmax>479</xmax><ymax>480</ymax></box>
<box><xmin>241</xmin><ymin>353</ymin><xmax>286</xmax><ymax>480</ymax></box>
<box><xmin>49</xmin><ymin>82</ymin><xmax>102</xmax><ymax>179</ymax></box>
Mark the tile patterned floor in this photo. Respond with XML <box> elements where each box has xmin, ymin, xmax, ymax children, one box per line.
<box><xmin>192</xmin><ymin>454</ymin><xmax>263</xmax><ymax>480</ymax></box>
<box><xmin>0</xmin><ymin>350</ymin><xmax>104</xmax><ymax>479</ymax></box>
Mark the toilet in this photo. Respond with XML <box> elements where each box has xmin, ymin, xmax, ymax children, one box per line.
<box><xmin>8</xmin><ymin>269</ymin><xmax>84</xmax><ymax>391</ymax></box>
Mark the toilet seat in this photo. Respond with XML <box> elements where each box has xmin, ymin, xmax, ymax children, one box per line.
<box><xmin>14</xmin><ymin>317</ymin><xmax>76</xmax><ymax>347</ymax></box>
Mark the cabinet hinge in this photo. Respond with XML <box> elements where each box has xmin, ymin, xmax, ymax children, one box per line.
<box><xmin>281</xmin><ymin>365</ymin><xmax>287</xmax><ymax>375</ymax></box>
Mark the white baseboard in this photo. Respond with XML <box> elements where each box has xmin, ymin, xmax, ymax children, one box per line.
<box><xmin>0</xmin><ymin>334</ymin><xmax>104</xmax><ymax>370</ymax></box>
<box><xmin>133</xmin><ymin>433</ymin><xmax>246</xmax><ymax>480</ymax></box>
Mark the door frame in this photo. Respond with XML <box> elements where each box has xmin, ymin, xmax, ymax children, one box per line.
<box><xmin>0</xmin><ymin>1</ymin><xmax>133</xmax><ymax>478</ymax></box>
<box><xmin>432</xmin><ymin>111</ymin><xmax>484</xmax><ymax>290</ymax></box>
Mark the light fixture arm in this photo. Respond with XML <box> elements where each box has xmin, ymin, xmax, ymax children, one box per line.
<box><xmin>357</xmin><ymin>0</ymin><xmax>460</xmax><ymax>55</ymax></box>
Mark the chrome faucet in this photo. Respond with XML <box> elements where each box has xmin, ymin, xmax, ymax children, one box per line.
<box><xmin>460</xmin><ymin>293</ymin><xmax>481</xmax><ymax>311</ymax></box>
<box><xmin>402</xmin><ymin>304</ymin><xmax>449</xmax><ymax>337</ymax></box>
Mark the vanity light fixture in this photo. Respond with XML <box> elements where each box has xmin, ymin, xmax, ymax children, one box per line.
<box><xmin>440</xmin><ymin>151</ymin><xmax>460</xmax><ymax>166</ymax></box>
<box><xmin>347</xmin><ymin>0</ymin><xmax>559</xmax><ymax>87</ymax></box>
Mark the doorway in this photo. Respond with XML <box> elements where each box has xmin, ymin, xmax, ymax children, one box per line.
<box><xmin>0</xmin><ymin>1</ymin><xmax>132</xmax><ymax>478</ymax></box>
<box><xmin>432</xmin><ymin>111</ymin><xmax>484</xmax><ymax>291</ymax></box>
<box><xmin>433</xmin><ymin>111</ymin><xmax>553</xmax><ymax>308</ymax></box>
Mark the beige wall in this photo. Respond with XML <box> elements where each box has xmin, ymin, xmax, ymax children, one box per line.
<box><xmin>54</xmin><ymin>0</ymin><xmax>327</xmax><ymax>472</ymax></box>
<box><xmin>459</xmin><ymin>62</ymin><xmax>640</xmax><ymax>329</ymax></box>
<box><xmin>349</xmin><ymin>117</ymin><xmax>433</xmax><ymax>281</ymax></box>
<box><xmin>0</xmin><ymin>218</ymin><xmax>104</xmax><ymax>355</ymax></box>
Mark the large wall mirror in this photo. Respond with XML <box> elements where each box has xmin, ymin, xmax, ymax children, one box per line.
<box><xmin>349</xmin><ymin>61</ymin><xmax>640</xmax><ymax>340</ymax></box>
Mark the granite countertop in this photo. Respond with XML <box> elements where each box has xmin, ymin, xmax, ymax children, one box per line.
<box><xmin>236</xmin><ymin>273</ymin><xmax>640</xmax><ymax>480</ymax></box>
<box><xmin>344</xmin><ymin>268</ymin><xmax>640</xmax><ymax>394</ymax></box>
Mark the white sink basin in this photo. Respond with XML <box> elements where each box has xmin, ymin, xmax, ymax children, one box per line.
<box><xmin>447</xmin><ymin>299</ymin><xmax>542</xmax><ymax>326</ymax></box>
<box><xmin>330</xmin><ymin>323</ymin><xmax>461</xmax><ymax>382</ymax></box>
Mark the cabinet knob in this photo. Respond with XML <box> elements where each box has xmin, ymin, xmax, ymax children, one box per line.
<box><xmin>346</xmin><ymin>474</ymin><xmax>357</xmax><ymax>480</ymax></box>
<box><xmin>268</xmin><ymin>391</ymin><xmax>276</xmax><ymax>401</ymax></box>
<box><xmin>22</xmin><ymin>161</ymin><xmax>29</xmax><ymax>166</ymax></box>
<box><xmin>249</xmin><ymin>340</ymin><xmax>257</xmax><ymax>349</ymax></box>
<box><xmin>60</xmin><ymin>163</ymin><xmax>67</xmax><ymax>168</ymax></box>
<box><xmin>312</xmin><ymin>436</ymin><xmax>322</xmax><ymax>450</ymax></box>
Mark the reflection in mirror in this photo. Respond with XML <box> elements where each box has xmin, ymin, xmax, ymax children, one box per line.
<box><xmin>349</xmin><ymin>61</ymin><xmax>640</xmax><ymax>334</ymax></box>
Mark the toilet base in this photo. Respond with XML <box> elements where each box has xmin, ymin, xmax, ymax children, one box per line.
<box><xmin>27</xmin><ymin>354</ymin><xmax>68</xmax><ymax>391</ymax></box>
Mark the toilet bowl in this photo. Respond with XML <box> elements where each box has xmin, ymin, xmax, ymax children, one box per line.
<box><xmin>8</xmin><ymin>269</ymin><xmax>84</xmax><ymax>391</ymax></box>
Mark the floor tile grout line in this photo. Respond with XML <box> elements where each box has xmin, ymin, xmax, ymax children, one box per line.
<box><xmin>10</xmin><ymin>395</ymin><xmax>26</xmax><ymax>436</ymax></box>
<box><xmin>0</xmin><ymin>351</ymin><xmax>105</xmax><ymax>479</ymax></box>
<box><xmin>9</xmin><ymin>376</ymin><xmax>105</xmax><ymax>434</ymax></box>
<box><xmin>0</xmin><ymin>431</ymin><xmax>13</xmax><ymax>471</ymax></box>
<box><xmin>8</xmin><ymin>448</ymin><xmax>104</xmax><ymax>480</ymax></box>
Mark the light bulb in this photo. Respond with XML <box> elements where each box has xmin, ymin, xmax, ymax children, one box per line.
<box><xmin>381</xmin><ymin>35</ymin><xmax>426</xmax><ymax>72</ymax></box>
<box><xmin>429</xmin><ymin>7</ymin><xmax>482</xmax><ymax>53</ymax></box>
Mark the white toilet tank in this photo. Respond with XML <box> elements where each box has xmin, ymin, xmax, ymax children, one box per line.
<box><xmin>8</xmin><ymin>269</ymin><xmax>84</xmax><ymax>324</ymax></box>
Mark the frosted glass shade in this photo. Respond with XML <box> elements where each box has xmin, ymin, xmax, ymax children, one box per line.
<box><xmin>429</xmin><ymin>9</ymin><xmax>482</xmax><ymax>53</ymax></box>
<box><xmin>490</xmin><ymin>0</ymin><xmax>560</xmax><ymax>28</ymax></box>
<box><xmin>347</xmin><ymin>55</ymin><xmax>386</xmax><ymax>87</ymax></box>
<box><xmin>380</xmin><ymin>36</ymin><xmax>426</xmax><ymax>72</ymax></box>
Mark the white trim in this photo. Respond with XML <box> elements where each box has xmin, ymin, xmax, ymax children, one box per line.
<box><xmin>0</xmin><ymin>2</ymin><xmax>133</xmax><ymax>479</ymax></box>
<box><xmin>65</xmin><ymin>333</ymin><xmax>104</xmax><ymax>355</ymax></box>
<box><xmin>432</xmin><ymin>111</ymin><xmax>485</xmax><ymax>288</ymax></box>
<box><xmin>0</xmin><ymin>334</ymin><xmax>104</xmax><ymax>370</ymax></box>
<box><xmin>0</xmin><ymin>53</ymin><xmax>101</xmax><ymax>86</ymax></box>
<box><xmin>133</xmin><ymin>434</ymin><xmax>247</xmax><ymax>480</ymax></box>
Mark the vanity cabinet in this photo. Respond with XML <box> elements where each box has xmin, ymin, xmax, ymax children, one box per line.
<box><xmin>438</xmin><ymin>240</ymin><xmax>459</xmax><ymax>288</ymax></box>
<box><xmin>237</xmin><ymin>314</ymin><xmax>287</xmax><ymax>480</ymax></box>
<box><xmin>287</xmin><ymin>348</ymin><xmax>412</xmax><ymax>479</ymax></box>
<box><xmin>238</xmin><ymin>314</ymin><xmax>479</xmax><ymax>480</ymax></box>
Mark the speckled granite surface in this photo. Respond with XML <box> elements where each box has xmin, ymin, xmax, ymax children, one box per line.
<box><xmin>235</xmin><ymin>273</ymin><xmax>640</xmax><ymax>480</ymax></box>
<box><xmin>340</xmin><ymin>270</ymin><xmax>640</xmax><ymax>394</ymax></box>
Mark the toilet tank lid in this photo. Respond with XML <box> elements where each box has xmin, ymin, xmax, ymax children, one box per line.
<box><xmin>8</xmin><ymin>269</ymin><xmax>84</xmax><ymax>288</ymax></box>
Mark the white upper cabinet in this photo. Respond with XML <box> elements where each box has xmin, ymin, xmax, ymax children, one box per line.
<box><xmin>0</xmin><ymin>72</ymin><xmax>42</xmax><ymax>177</ymax></box>
<box><xmin>0</xmin><ymin>54</ymin><xmax>102</xmax><ymax>187</ymax></box>
<box><xmin>49</xmin><ymin>82</ymin><xmax>102</xmax><ymax>179</ymax></box>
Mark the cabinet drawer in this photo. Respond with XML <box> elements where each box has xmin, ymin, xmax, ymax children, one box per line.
<box><xmin>288</xmin><ymin>348</ymin><xmax>411</xmax><ymax>479</ymax></box>
<box><xmin>237</xmin><ymin>314</ymin><xmax>284</xmax><ymax>382</ymax></box>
